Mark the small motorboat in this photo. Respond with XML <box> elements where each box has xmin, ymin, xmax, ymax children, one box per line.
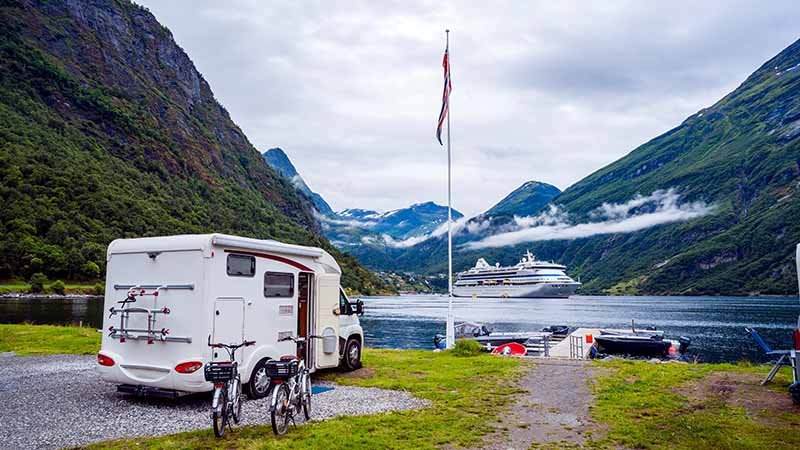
<box><xmin>434</xmin><ymin>321</ymin><xmax>555</xmax><ymax>351</ymax></box>
<box><xmin>491</xmin><ymin>342</ymin><xmax>527</xmax><ymax>356</ymax></box>
<box><xmin>594</xmin><ymin>334</ymin><xmax>671</xmax><ymax>356</ymax></box>
<box><xmin>541</xmin><ymin>325</ymin><xmax>570</xmax><ymax>336</ymax></box>
<box><xmin>594</xmin><ymin>334</ymin><xmax>691</xmax><ymax>357</ymax></box>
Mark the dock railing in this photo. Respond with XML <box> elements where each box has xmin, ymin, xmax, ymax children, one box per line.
<box><xmin>569</xmin><ymin>334</ymin><xmax>584</xmax><ymax>359</ymax></box>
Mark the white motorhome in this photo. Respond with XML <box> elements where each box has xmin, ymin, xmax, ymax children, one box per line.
<box><xmin>97</xmin><ymin>234</ymin><xmax>364</xmax><ymax>398</ymax></box>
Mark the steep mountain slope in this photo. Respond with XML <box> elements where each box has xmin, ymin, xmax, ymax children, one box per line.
<box><xmin>381</xmin><ymin>38</ymin><xmax>800</xmax><ymax>295</ymax></box>
<box><xmin>540</xmin><ymin>38</ymin><xmax>800</xmax><ymax>295</ymax></box>
<box><xmin>484</xmin><ymin>181</ymin><xmax>561</xmax><ymax>217</ymax></box>
<box><xmin>263</xmin><ymin>148</ymin><xmax>334</xmax><ymax>215</ymax></box>
<box><xmin>0</xmin><ymin>0</ymin><xmax>386</xmax><ymax>294</ymax></box>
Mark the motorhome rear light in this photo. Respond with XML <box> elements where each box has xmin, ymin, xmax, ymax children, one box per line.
<box><xmin>97</xmin><ymin>354</ymin><xmax>115</xmax><ymax>367</ymax></box>
<box><xmin>175</xmin><ymin>361</ymin><xmax>203</xmax><ymax>374</ymax></box>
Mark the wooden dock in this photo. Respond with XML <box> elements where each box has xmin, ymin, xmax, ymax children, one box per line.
<box><xmin>547</xmin><ymin>328</ymin><xmax>601</xmax><ymax>359</ymax></box>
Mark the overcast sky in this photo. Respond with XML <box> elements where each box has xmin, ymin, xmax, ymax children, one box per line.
<box><xmin>140</xmin><ymin>1</ymin><xmax>799</xmax><ymax>217</ymax></box>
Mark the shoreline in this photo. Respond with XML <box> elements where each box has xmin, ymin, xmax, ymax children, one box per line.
<box><xmin>0</xmin><ymin>293</ymin><xmax>102</xmax><ymax>300</ymax></box>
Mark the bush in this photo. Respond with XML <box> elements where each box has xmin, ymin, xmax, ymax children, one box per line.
<box><xmin>451</xmin><ymin>339</ymin><xmax>483</xmax><ymax>357</ymax></box>
<box><xmin>29</xmin><ymin>273</ymin><xmax>48</xmax><ymax>293</ymax></box>
<box><xmin>93</xmin><ymin>283</ymin><xmax>105</xmax><ymax>296</ymax></box>
<box><xmin>49</xmin><ymin>280</ymin><xmax>65</xmax><ymax>295</ymax></box>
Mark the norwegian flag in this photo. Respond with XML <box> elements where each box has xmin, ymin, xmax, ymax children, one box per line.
<box><xmin>436</xmin><ymin>45</ymin><xmax>452</xmax><ymax>145</ymax></box>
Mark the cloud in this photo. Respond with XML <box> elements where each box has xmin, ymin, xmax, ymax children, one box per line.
<box><xmin>376</xmin><ymin>216</ymin><xmax>491</xmax><ymax>248</ymax></box>
<box><xmin>463</xmin><ymin>189</ymin><xmax>714</xmax><ymax>249</ymax></box>
<box><xmin>140</xmin><ymin>1</ymin><xmax>800</xmax><ymax>216</ymax></box>
<box><xmin>315</xmin><ymin>212</ymin><xmax>377</xmax><ymax>229</ymax></box>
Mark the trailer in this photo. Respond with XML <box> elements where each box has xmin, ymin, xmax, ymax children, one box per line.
<box><xmin>97</xmin><ymin>234</ymin><xmax>364</xmax><ymax>398</ymax></box>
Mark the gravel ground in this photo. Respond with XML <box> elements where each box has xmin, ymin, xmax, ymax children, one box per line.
<box><xmin>0</xmin><ymin>354</ymin><xmax>427</xmax><ymax>450</ymax></box>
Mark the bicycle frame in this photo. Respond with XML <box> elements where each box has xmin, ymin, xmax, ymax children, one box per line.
<box><xmin>269</xmin><ymin>359</ymin><xmax>307</xmax><ymax>411</ymax></box>
<box><xmin>206</xmin><ymin>337</ymin><xmax>254</xmax><ymax>437</ymax></box>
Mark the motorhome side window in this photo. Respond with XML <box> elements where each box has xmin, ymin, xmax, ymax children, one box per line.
<box><xmin>264</xmin><ymin>272</ymin><xmax>294</xmax><ymax>298</ymax></box>
<box><xmin>227</xmin><ymin>254</ymin><xmax>255</xmax><ymax>277</ymax></box>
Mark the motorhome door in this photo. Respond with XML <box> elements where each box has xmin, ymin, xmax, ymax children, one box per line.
<box><xmin>297</xmin><ymin>273</ymin><xmax>313</xmax><ymax>361</ymax></box>
<box><xmin>212</xmin><ymin>297</ymin><xmax>244</xmax><ymax>360</ymax></box>
<box><xmin>314</xmin><ymin>274</ymin><xmax>340</xmax><ymax>368</ymax></box>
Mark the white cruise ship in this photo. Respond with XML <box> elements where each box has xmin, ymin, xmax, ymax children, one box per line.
<box><xmin>453</xmin><ymin>251</ymin><xmax>581</xmax><ymax>298</ymax></box>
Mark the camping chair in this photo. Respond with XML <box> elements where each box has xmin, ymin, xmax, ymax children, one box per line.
<box><xmin>745</xmin><ymin>328</ymin><xmax>796</xmax><ymax>385</ymax></box>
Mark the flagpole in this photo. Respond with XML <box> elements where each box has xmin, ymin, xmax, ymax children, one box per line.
<box><xmin>445</xmin><ymin>29</ymin><xmax>455</xmax><ymax>350</ymax></box>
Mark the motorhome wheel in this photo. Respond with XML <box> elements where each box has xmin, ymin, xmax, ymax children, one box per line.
<box><xmin>343</xmin><ymin>338</ymin><xmax>362</xmax><ymax>371</ymax></box>
<box><xmin>247</xmin><ymin>358</ymin><xmax>272</xmax><ymax>399</ymax></box>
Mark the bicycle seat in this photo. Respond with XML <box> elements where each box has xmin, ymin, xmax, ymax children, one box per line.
<box><xmin>279</xmin><ymin>354</ymin><xmax>299</xmax><ymax>361</ymax></box>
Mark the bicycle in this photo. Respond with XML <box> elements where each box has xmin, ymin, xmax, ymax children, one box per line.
<box><xmin>267</xmin><ymin>335</ymin><xmax>312</xmax><ymax>435</ymax></box>
<box><xmin>204</xmin><ymin>336</ymin><xmax>256</xmax><ymax>437</ymax></box>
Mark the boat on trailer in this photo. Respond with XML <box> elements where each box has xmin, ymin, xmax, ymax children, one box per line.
<box><xmin>594</xmin><ymin>324</ymin><xmax>690</xmax><ymax>357</ymax></box>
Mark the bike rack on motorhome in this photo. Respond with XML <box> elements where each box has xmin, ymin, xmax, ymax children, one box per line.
<box><xmin>108</xmin><ymin>285</ymin><xmax>194</xmax><ymax>344</ymax></box>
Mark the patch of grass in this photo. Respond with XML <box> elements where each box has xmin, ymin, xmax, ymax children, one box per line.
<box><xmin>591</xmin><ymin>359</ymin><xmax>800</xmax><ymax>450</ymax></box>
<box><xmin>0</xmin><ymin>282</ymin><xmax>102</xmax><ymax>295</ymax></box>
<box><xmin>86</xmin><ymin>349</ymin><xmax>524</xmax><ymax>449</ymax></box>
<box><xmin>0</xmin><ymin>323</ymin><xmax>100</xmax><ymax>356</ymax></box>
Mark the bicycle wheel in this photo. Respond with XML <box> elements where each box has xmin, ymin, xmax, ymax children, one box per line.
<box><xmin>271</xmin><ymin>383</ymin><xmax>290</xmax><ymax>435</ymax></box>
<box><xmin>231</xmin><ymin>377</ymin><xmax>243</xmax><ymax>424</ymax></box>
<box><xmin>213</xmin><ymin>388</ymin><xmax>228</xmax><ymax>437</ymax></box>
<box><xmin>301</xmin><ymin>373</ymin><xmax>311</xmax><ymax>421</ymax></box>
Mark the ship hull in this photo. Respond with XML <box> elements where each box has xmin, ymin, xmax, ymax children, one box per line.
<box><xmin>452</xmin><ymin>282</ymin><xmax>580</xmax><ymax>298</ymax></box>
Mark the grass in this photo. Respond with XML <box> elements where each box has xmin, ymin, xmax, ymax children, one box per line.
<box><xmin>7</xmin><ymin>323</ymin><xmax>797</xmax><ymax>449</ymax></box>
<box><xmin>84</xmin><ymin>349</ymin><xmax>524</xmax><ymax>450</ymax></box>
<box><xmin>590</xmin><ymin>359</ymin><xmax>800</xmax><ymax>450</ymax></box>
<box><xmin>0</xmin><ymin>323</ymin><xmax>101</xmax><ymax>356</ymax></box>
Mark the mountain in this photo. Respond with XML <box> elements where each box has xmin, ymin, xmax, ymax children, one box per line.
<box><xmin>0</xmin><ymin>0</ymin><xmax>387</xmax><ymax>294</ymax></box>
<box><xmin>327</xmin><ymin>202</ymin><xmax>463</xmax><ymax>254</ymax></box>
<box><xmin>263</xmin><ymin>148</ymin><xmax>334</xmax><ymax>216</ymax></box>
<box><xmin>484</xmin><ymin>181</ymin><xmax>561</xmax><ymax>217</ymax></box>
<box><xmin>346</xmin><ymin>202</ymin><xmax>464</xmax><ymax>239</ymax></box>
<box><xmin>374</xmin><ymin>38</ymin><xmax>800</xmax><ymax>296</ymax></box>
<box><xmin>261</xmin><ymin>148</ymin><xmax>463</xmax><ymax>245</ymax></box>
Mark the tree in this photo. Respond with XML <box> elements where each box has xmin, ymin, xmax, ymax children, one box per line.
<box><xmin>29</xmin><ymin>257</ymin><xmax>43</xmax><ymax>273</ymax></box>
<box><xmin>29</xmin><ymin>273</ymin><xmax>47</xmax><ymax>293</ymax></box>
<box><xmin>81</xmin><ymin>261</ymin><xmax>100</xmax><ymax>280</ymax></box>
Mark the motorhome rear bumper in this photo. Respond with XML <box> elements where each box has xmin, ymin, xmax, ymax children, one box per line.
<box><xmin>97</xmin><ymin>350</ymin><xmax>211</xmax><ymax>393</ymax></box>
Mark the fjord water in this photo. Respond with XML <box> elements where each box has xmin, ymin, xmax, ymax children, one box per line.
<box><xmin>2</xmin><ymin>295</ymin><xmax>798</xmax><ymax>363</ymax></box>
<box><xmin>360</xmin><ymin>295</ymin><xmax>800</xmax><ymax>363</ymax></box>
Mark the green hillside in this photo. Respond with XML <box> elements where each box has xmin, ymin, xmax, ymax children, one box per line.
<box><xmin>0</xmin><ymin>0</ymin><xmax>387</xmax><ymax>294</ymax></box>
<box><xmin>547</xmin><ymin>38</ymin><xmax>800</xmax><ymax>295</ymax></box>
<box><xmin>376</xmin><ymin>38</ymin><xmax>800</xmax><ymax>296</ymax></box>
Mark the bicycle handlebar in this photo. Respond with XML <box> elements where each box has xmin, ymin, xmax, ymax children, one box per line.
<box><xmin>207</xmin><ymin>335</ymin><xmax>256</xmax><ymax>349</ymax></box>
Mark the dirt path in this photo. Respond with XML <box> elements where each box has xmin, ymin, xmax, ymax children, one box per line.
<box><xmin>479</xmin><ymin>358</ymin><xmax>602</xmax><ymax>450</ymax></box>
